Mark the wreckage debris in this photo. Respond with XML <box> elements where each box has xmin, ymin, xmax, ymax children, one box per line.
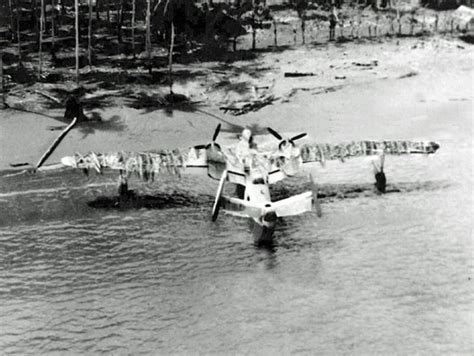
<box><xmin>220</xmin><ymin>95</ymin><xmax>276</xmax><ymax>115</ymax></box>
<box><xmin>284</xmin><ymin>72</ymin><xmax>316</xmax><ymax>77</ymax></box>
<box><xmin>352</xmin><ymin>60</ymin><xmax>378</xmax><ymax>67</ymax></box>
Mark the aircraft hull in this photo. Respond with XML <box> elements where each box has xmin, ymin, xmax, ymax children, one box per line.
<box><xmin>250</xmin><ymin>218</ymin><xmax>276</xmax><ymax>246</ymax></box>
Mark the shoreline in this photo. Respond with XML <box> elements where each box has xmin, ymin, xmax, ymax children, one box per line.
<box><xmin>0</xmin><ymin>35</ymin><xmax>472</xmax><ymax>173</ymax></box>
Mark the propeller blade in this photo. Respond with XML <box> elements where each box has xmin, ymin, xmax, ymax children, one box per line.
<box><xmin>194</xmin><ymin>145</ymin><xmax>206</xmax><ymax>150</ymax></box>
<box><xmin>267</xmin><ymin>127</ymin><xmax>282</xmax><ymax>140</ymax></box>
<box><xmin>290</xmin><ymin>133</ymin><xmax>307</xmax><ymax>141</ymax></box>
<box><xmin>212</xmin><ymin>124</ymin><xmax>221</xmax><ymax>142</ymax></box>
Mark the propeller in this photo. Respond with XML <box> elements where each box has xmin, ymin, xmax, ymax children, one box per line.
<box><xmin>195</xmin><ymin>124</ymin><xmax>222</xmax><ymax>150</ymax></box>
<box><xmin>267</xmin><ymin>127</ymin><xmax>307</xmax><ymax>150</ymax></box>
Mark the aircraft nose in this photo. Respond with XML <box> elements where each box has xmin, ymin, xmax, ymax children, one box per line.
<box><xmin>263</xmin><ymin>211</ymin><xmax>277</xmax><ymax>223</ymax></box>
<box><xmin>430</xmin><ymin>142</ymin><xmax>440</xmax><ymax>152</ymax></box>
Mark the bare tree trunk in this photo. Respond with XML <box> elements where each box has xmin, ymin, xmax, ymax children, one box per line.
<box><xmin>36</xmin><ymin>117</ymin><xmax>78</xmax><ymax>169</ymax></box>
<box><xmin>75</xmin><ymin>0</ymin><xmax>79</xmax><ymax>86</ymax></box>
<box><xmin>168</xmin><ymin>22</ymin><xmax>174</xmax><ymax>94</ymax></box>
<box><xmin>8</xmin><ymin>0</ymin><xmax>14</xmax><ymax>40</ymax></box>
<box><xmin>106</xmin><ymin>0</ymin><xmax>110</xmax><ymax>24</ymax></box>
<box><xmin>34</xmin><ymin>0</ymin><xmax>39</xmax><ymax>45</ymax></box>
<box><xmin>132</xmin><ymin>0</ymin><xmax>136</xmax><ymax>57</ymax></box>
<box><xmin>0</xmin><ymin>52</ymin><xmax>5</xmax><ymax>109</ymax></box>
<box><xmin>51</xmin><ymin>0</ymin><xmax>55</xmax><ymax>50</ymax></box>
<box><xmin>116</xmin><ymin>0</ymin><xmax>122</xmax><ymax>43</ymax></box>
<box><xmin>251</xmin><ymin>13</ymin><xmax>256</xmax><ymax>50</ymax></box>
<box><xmin>273</xmin><ymin>20</ymin><xmax>277</xmax><ymax>47</ymax></box>
<box><xmin>252</xmin><ymin>26</ymin><xmax>256</xmax><ymax>50</ymax></box>
<box><xmin>301</xmin><ymin>18</ymin><xmax>305</xmax><ymax>44</ymax></box>
<box><xmin>38</xmin><ymin>0</ymin><xmax>44</xmax><ymax>78</ymax></box>
<box><xmin>146</xmin><ymin>0</ymin><xmax>151</xmax><ymax>74</ymax></box>
<box><xmin>16</xmin><ymin>0</ymin><xmax>22</xmax><ymax>65</ymax></box>
<box><xmin>88</xmin><ymin>0</ymin><xmax>92</xmax><ymax>69</ymax></box>
<box><xmin>397</xmin><ymin>8</ymin><xmax>401</xmax><ymax>35</ymax></box>
<box><xmin>96</xmin><ymin>0</ymin><xmax>100</xmax><ymax>21</ymax></box>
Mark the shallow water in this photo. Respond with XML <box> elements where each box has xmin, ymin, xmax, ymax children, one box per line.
<box><xmin>0</xmin><ymin>133</ymin><xmax>472</xmax><ymax>354</ymax></box>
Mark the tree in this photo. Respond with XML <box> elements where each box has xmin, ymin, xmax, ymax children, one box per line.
<box><xmin>0</xmin><ymin>52</ymin><xmax>5</xmax><ymax>108</ymax></box>
<box><xmin>146</xmin><ymin>0</ymin><xmax>151</xmax><ymax>74</ymax></box>
<box><xmin>8</xmin><ymin>0</ymin><xmax>14</xmax><ymax>41</ymax></box>
<box><xmin>116</xmin><ymin>0</ymin><xmax>122</xmax><ymax>43</ymax></box>
<box><xmin>238</xmin><ymin>0</ymin><xmax>271</xmax><ymax>50</ymax></box>
<box><xmin>132</xmin><ymin>0</ymin><xmax>136</xmax><ymax>57</ymax></box>
<box><xmin>88</xmin><ymin>0</ymin><xmax>92</xmax><ymax>69</ymax></box>
<box><xmin>38</xmin><ymin>0</ymin><xmax>44</xmax><ymax>78</ymax></box>
<box><xmin>51</xmin><ymin>0</ymin><xmax>56</xmax><ymax>55</ymax></box>
<box><xmin>292</xmin><ymin>0</ymin><xmax>309</xmax><ymax>45</ymax></box>
<box><xmin>15</xmin><ymin>0</ymin><xmax>22</xmax><ymax>65</ymax></box>
<box><xmin>168</xmin><ymin>22</ymin><xmax>174</xmax><ymax>94</ymax></box>
<box><xmin>75</xmin><ymin>0</ymin><xmax>79</xmax><ymax>85</ymax></box>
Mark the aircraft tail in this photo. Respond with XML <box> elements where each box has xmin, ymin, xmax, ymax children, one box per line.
<box><xmin>272</xmin><ymin>191</ymin><xmax>314</xmax><ymax>217</ymax></box>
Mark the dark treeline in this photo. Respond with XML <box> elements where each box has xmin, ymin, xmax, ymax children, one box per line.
<box><xmin>0</xmin><ymin>0</ymin><xmax>471</xmax><ymax>92</ymax></box>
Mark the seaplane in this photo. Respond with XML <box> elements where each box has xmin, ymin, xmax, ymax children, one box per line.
<box><xmin>59</xmin><ymin>124</ymin><xmax>440</xmax><ymax>245</ymax></box>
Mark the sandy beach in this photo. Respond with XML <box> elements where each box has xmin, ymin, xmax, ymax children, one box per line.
<box><xmin>1</xmin><ymin>33</ymin><xmax>472</xmax><ymax>173</ymax></box>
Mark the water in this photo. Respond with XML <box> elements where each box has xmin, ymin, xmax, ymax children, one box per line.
<box><xmin>0</xmin><ymin>135</ymin><xmax>472</xmax><ymax>354</ymax></box>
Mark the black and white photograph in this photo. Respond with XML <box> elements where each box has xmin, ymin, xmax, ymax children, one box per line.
<box><xmin>0</xmin><ymin>0</ymin><xmax>472</xmax><ymax>354</ymax></box>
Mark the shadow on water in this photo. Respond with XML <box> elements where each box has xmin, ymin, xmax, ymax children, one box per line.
<box><xmin>270</xmin><ymin>180</ymin><xmax>451</xmax><ymax>202</ymax></box>
<box><xmin>87</xmin><ymin>190</ymin><xmax>206</xmax><ymax>210</ymax></box>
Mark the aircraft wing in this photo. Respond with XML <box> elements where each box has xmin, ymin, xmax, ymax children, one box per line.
<box><xmin>298</xmin><ymin>140</ymin><xmax>440</xmax><ymax>164</ymax></box>
<box><xmin>61</xmin><ymin>147</ymin><xmax>213</xmax><ymax>179</ymax></box>
<box><xmin>60</xmin><ymin>140</ymin><xmax>439</xmax><ymax>181</ymax></box>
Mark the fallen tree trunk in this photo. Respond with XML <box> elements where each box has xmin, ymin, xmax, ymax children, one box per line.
<box><xmin>0</xmin><ymin>52</ymin><xmax>5</xmax><ymax>108</ymax></box>
<box><xmin>284</xmin><ymin>72</ymin><xmax>315</xmax><ymax>77</ymax></box>
<box><xmin>36</xmin><ymin>117</ymin><xmax>78</xmax><ymax>169</ymax></box>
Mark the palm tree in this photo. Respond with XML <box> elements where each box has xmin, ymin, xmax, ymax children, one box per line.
<box><xmin>293</xmin><ymin>0</ymin><xmax>308</xmax><ymax>45</ymax></box>
<box><xmin>75</xmin><ymin>0</ymin><xmax>79</xmax><ymax>85</ymax></box>
<box><xmin>132</xmin><ymin>0</ymin><xmax>136</xmax><ymax>57</ymax></box>
<box><xmin>96</xmin><ymin>0</ymin><xmax>100</xmax><ymax>21</ymax></box>
<box><xmin>38</xmin><ymin>0</ymin><xmax>44</xmax><ymax>78</ymax></box>
<box><xmin>146</xmin><ymin>0</ymin><xmax>151</xmax><ymax>74</ymax></box>
<box><xmin>168</xmin><ymin>22</ymin><xmax>174</xmax><ymax>94</ymax></box>
<box><xmin>273</xmin><ymin>19</ymin><xmax>277</xmax><ymax>47</ymax></box>
<box><xmin>0</xmin><ymin>52</ymin><xmax>5</xmax><ymax>108</ymax></box>
<box><xmin>51</xmin><ymin>0</ymin><xmax>56</xmax><ymax>52</ymax></box>
<box><xmin>116</xmin><ymin>0</ymin><xmax>122</xmax><ymax>43</ymax></box>
<box><xmin>8</xmin><ymin>0</ymin><xmax>14</xmax><ymax>40</ymax></box>
<box><xmin>88</xmin><ymin>0</ymin><xmax>93</xmax><ymax>69</ymax></box>
<box><xmin>15</xmin><ymin>0</ymin><xmax>22</xmax><ymax>65</ymax></box>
